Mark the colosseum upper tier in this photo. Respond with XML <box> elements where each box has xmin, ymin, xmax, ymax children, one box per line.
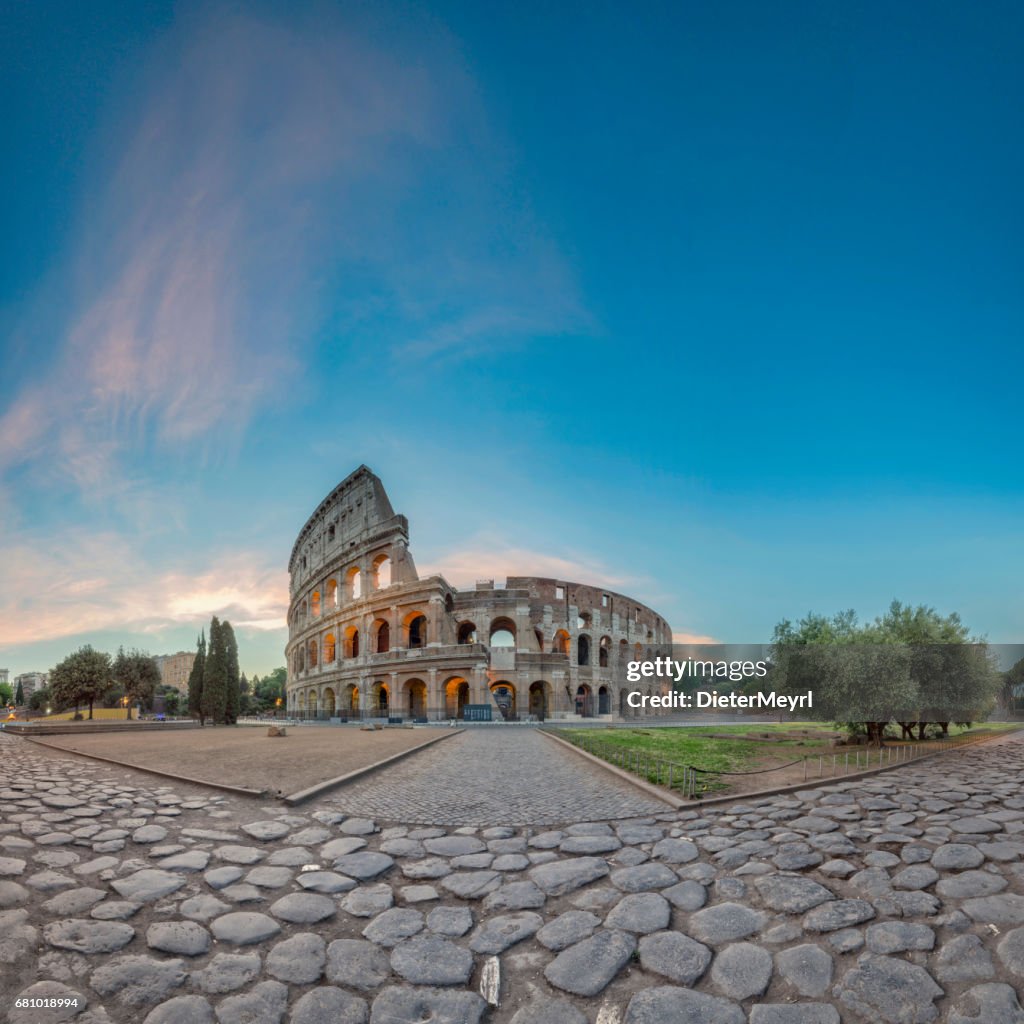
<box><xmin>286</xmin><ymin>466</ymin><xmax>672</xmax><ymax>722</ymax></box>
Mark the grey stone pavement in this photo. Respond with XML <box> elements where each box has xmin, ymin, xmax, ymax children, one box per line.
<box><xmin>3</xmin><ymin>729</ymin><xmax>1024</xmax><ymax>1023</ymax></box>
<box><xmin>319</xmin><ymin>730</ymin><xmax>670</xmax><ymax>826</ymax></box>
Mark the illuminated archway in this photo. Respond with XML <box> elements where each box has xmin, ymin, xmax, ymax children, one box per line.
<box><xmin>490</xmin><ymin>681</ymin><xmax>516</xmax><ymax>719</ymax></box>
<box><xmin>444</xmin><ymin>677</ymin><xmax>470</xmax><ymax>719</ymax></box>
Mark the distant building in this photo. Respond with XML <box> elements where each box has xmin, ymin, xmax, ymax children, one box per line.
<box><xmin>154</xmin><ymin>652</ymin><xmax>196</xmax><ymax>694</ymax></box>
<box><xmin>13</xmin><ymin>672</ymin><xmax>47</xmax><ymax>700</ymax></box>
<box><xmin>0</xmin><ymin>669</ymin><xmax>8</xmax><ymax>687</ymax></box>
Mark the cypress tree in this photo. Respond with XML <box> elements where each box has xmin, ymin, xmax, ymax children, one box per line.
<box><xmin>15</xmin><ymin>679</ymin><xmax>24</xmax><ymax>706</ymax></box>
<box><xmin>187</xmin><ymin>631</ymin><xmax>206</xmax><ymax>724</ymax></box>
<box><xmin>223</xmin><ymin>620</ymin><xmax>240</xmax><ymax>724</ymax></box>
<box><xmin>202</xmin><ymin>617</ymin><xmax>228</xmax><ymax>724</ymax></box>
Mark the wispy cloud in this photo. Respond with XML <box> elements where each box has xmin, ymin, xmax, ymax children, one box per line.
<box><xmin>0</xmin><ymin>7</ymin><xmax>586</xmax><ymax>488</ymax></box>
<box><xmin>0</xmin><ymin>531</ymin><xmax>287</xmax><ymax>648</ymax></box>
<box><xmin>418</xmin><ymin>541</ymin><xmax>638</xmax><ymax>591</ymax></box>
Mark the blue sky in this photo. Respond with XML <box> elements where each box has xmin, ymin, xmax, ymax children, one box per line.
<box><xmin>2</xmin><ymin>1</ymin><xmax>1022</xmax><ymax>680</ymax></box>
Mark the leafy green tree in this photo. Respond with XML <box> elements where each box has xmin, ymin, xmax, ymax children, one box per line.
<box><xmin>1005</xmin><ymin>654</ymin><xmax>1024</xmax><ymax>714</ymax></box>
<box><xmin>222</xmin><ymin>621</ymin><xmax>240</xmax><ymax>725</ymax></box>
<box><xmin>202</xmin><ymin>617</ymin><xmax>228</xmax><ymax>724</ymax></box>
<box><xmin>0</xmin><ymin>682</ymin><xmax>13</xmax><ymax>705</ymax></box>
<box><xmin>253</xmin><ymin>667</ymin><xmax>286</xmax><ymax>712</ymax></box>
<box><xmin>50</xmin><ymin>647</ymin><xmax>112</xmax><ymax>720</ymax></box>
<box><xmin>28</xmin><ymin>686</ymin><xmax>51</xmax><ymax>712</ymax></box>
<box><xmin>871</xmin><ymin>601</ymin><xmax>998</xmax><ymax>737</ymax></box>
<box><xmin>112</xmin><ymin>648</ymin><xmax>161</xmax><ymax>720</ymax></box>
<box><xmin>187</xmin><ymin>632</ymin><xmax>206</xmax><ymax>724</ymax></box>
<box><xmin>14</xmin><ymin>679</ymin><xmax>25</xmax><ymax>706</ymax></box>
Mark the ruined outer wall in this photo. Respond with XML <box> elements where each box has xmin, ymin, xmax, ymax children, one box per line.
<box><xmin>285</xmin><ymin>468</ymin><xmax>672</xmax><ymax>721</ymax></box>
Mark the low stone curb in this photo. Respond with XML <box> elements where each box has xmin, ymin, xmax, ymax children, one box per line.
<box><xmin>19</xmin><ymin>735</ymin><xmax>269</xmax><ymax>799</ymax></box>
<box><xmin>540</xmin><ymin>729</ymin><xmax>687</xmax><ymax>810</ymax></box>
<box><xmin>282</xmin><ymin>728</ymin><xmax>464</xmax><ymax>805</ymax></box>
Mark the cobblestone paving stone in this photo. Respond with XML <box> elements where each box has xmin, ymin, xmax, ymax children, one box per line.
<box><xmin>318</xmin><ymin>730</ymin><xmax>670</xmax><ymax>825</ymax></box>
<box><xmin>3</xmin><ymin>729</ymin><xmax>1024</xmax><ymax>1023</ymax></box>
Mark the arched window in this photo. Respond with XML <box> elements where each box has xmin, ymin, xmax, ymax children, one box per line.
<box><xmin>408</xmin><ymin>615</ymin><xmax>427</xmax><ymax>648</ymax></box>
<box><xmin>311</xmin><ymin>591</ymin><xmax>321</xmax><ymax>617</ymax></box>
<box><xmin>345</xmin><ymin>627</ymin><xmax>360</xmax><ymax>659</ymax></box>
<box><xmin>376</xmin><ymin>620</ymin><xmax>390</xmax><ymax>653</ymax></box>
<box><xmin>457</xmin><ymin>622</ymin><xmax>478</xmax><ymax>645</ymax></box>
<box><xmin>553</xmin><ymin>630</ymin><xmax>570</xmax><ymax>655</ymax></box>
<box><xmin>346</xmin><ymin>566</ymin><xmax>362</xmax><ymax>600</ymax></box>
<box><xmin>490</xmin><ymin>618</ymin><xmax>516</xmax><ymax>648</ymax></box>
<box><xmin>308</xmin><ymin>639</ymin><xmax>318</xmax><ymax>668</ymax></box>
<box><xmin>372</xmin><ymin>554</ymin><xmax>391</xmax><ymax>590</ymax></box>
<box><xmin>323</xmin><ymin>633</ymin><xmax>336</xmax><ymax>663</ymax></box>
<box><xmin>599</xmin><ymin>636</ymin><xmax>611</xmax><ymax>668</ymax></box>
<box><xmin>326</xmin><ymin>579</ymin><xmax>338</xmax><ymax>609</ymax></box>
<box><xmin>578</xmin><ymin>635</ymin><xmax>590</xmax><ymax>666</ymax></box>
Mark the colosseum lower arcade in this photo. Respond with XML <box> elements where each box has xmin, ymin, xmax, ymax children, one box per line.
<box><xmin>286</xmin><ymin>466</ymin><xmax>672</xmax><ymax>721</ymax></box>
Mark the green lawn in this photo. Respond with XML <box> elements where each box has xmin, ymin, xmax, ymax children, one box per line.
<box><xmin>560</xmin><ymin>721</ymin><xmax>1021</xmax><ymax>794</ymax></box>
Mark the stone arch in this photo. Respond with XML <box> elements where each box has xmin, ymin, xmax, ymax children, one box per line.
<box><xmin>344</xmin><ymin>684</ymin><xmax>359</xmax><ymax>714</ymax></box>
<box><xmin>575</xmin><ymin>683</ymin><xmax>593</xmax><ymax>717</ymax></box>
<box><xmin>346</xmin><ymin>566</ymin><xmax>362</xmax><ymax>600</ymax></box>
<box><xmin>404</xmin><ymin>678</ymin><xmax>427</xmax><ymax>718</ymax></box>
<box><xmin>308</xmin><ymin>639</ymin><xmax>318</xmax><ymax>669</ymax></box>
<box><xmin>403</xmin><ymin>610</ymin><xmax>428</xmax><ymax>648</ymax></box>
<box><xmin>370</xmin><ymin>681</ymin><xmax>389</xmax><ymax>715</ymax></box>
<box><xmin>490</xmin><ymin>617</ymin><xmax>516</xmax><ymax>648</ymax></box>
<box><xmin>444</xmin><ymin>676</ymin><xmax>470</xmax><ymax>719</ymax></box>
<box><xmin>599</xmin><ymin>636</ymin><xmax>611</xmax><ymax>667</ymax></box>
<box><xmin>372</xmin><ymin>618</ymin><xmax>390</xmax><ymax>653</ymax></box>
<box><xmin>528</xmin><ymin>680</ymin><xmax>551</xmax><ymax>721</ymax></box>
<box><xmin>311</xmin><ymin>590</ymin><xmax>322</xmax><ymax>617</ymax></box>
<box><xmin>598</xmin><ymin>685</ymin><xmax>610</xmax><ymax>715</ymax></box>
<box><xmin>552</xmin><ymin>629</ymin><xmax>570</xmax><ymax>655</ymax></box>
<box><xmin>308</xmin><ymin>690</ymin><xmax>318</xmax><ymax>716</ymax></box>
<box><xmin>322</xmin><ymin>687</ymin><xmax>336</xmax><ymax>715</ymax></box>
<box><xmin>578</xmin><ymin>634</ymin><xmax>591</xmax><ymax>666</ymax></box>
<box><xmin>344</xmin><ymin>626</ymin><xmax>360</xmax><ymax>659</ymax></box>
<box><xmin>490</xmin><ymin>681</ymin><xmax>516</xmax><ymax>719</ymax></box>
<box><xmin>371</xmin><ymin>552</ymin><xmax>392</xmax><ymax>590</ymax></box>
<box><xmin>457</xmin><ymin>621</ymin><xmax>478</xmax><ymax>644</ymax></box>
<box><xmin>323</xmin><ymin>633</ymin><xmax>336</xmax><ymax>664</ymax></box>
<box><xmin>326</xmin><ymin>578</ymin><xmax>339</xmax><ymax>609</ymax></box>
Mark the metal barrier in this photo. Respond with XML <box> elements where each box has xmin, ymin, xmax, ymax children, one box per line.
<box><xmin>550</xmin><ymin>727</ymin><xmax>1021</xmax><ymax>800</ymax></box>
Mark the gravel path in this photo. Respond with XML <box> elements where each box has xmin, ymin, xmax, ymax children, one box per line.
<box><xmin>3</xmin><ymin>729</ymin><xmax>1024</xmax><ymax>1024</ymax></box>
<box><xmin>31</xmin><ymin>726</ymin><xmax>442</xmax><ymax>797</ymax></box>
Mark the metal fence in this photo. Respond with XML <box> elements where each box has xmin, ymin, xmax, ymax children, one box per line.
<box><xmin>552</xmin><ymin>727</ymin><xmax>1019</xmax><ymax>800</ymax></box>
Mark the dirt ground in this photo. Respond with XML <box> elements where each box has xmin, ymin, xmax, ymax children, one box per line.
<box><xmin>30</xmin><ymin>725</ymin><xmax>447</xmax><ymax>797</ymax></box>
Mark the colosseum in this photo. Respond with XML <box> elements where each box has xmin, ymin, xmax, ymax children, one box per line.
<box><xmin>286</xmin><ymin>466</ymin><xmax>672</xmax><ymax>722</ymax></box>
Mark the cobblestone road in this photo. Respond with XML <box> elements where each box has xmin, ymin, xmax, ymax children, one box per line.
<box><xmin>319</xmin><ymin>729</ymin><xmax>670</xmax><ymax>826</ymax></box>
<box><xmin>3</xmin><ymin>729</ymin><xmax>1024</xmax><ymax>1024</ymax></box>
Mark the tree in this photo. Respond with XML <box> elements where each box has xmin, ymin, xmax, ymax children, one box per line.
<box><xmin>28</xmin><ymin>686</ymin><xmax>51</xmax><ymax>712</ymax></box>
<box><xmin>222</xmin><ymin>620</ymin><xmax>240</xmax><ymax>725</ymax></box>
<box><xmin>50</xmin><ymin>647</ymin><xmax>112</xmax><ymax>720</ymax></box>
<box><xmin>161</xmin><ymin>688</ymin><xmax>182</xmax><ymax>717</ymax></box>
<box><xmin>187</xmin><ymin>632</ymin><xmax>206</xmax><ymax>724</ymax></box>
<box><xmin>201</xmin><ymin>617</ymin><xmax>228</xmax><ymax>724</ymax></box>
<box><xmin>871</xmin><ymin>601</ymin><xmax>999</xmax><ymax>738</ymax></box>
<box><xmin>0</xmin><ymin>682</ymin><xmax>12</xmax><ymax>706</ymax></box>
<box><xmin>239</xmin><ymin>673</ymin><xmax>251</xmax><ymax>716</ymax></box>
<box><xmin>253</xmin><ymin>668</ymin><xmax>286</xmax><ymax>713</ymax></box>
<box><xmin>14</xmin><ymin>679</ymin><xmax>24</xmax><ymax>706</ymax></box>
<box><xmin>112</xmin><ymin>648</ymin><xmax>161</xmax><ymax>720</ymax></box>
<box><xmin>772</xmin><ymin>602</ymin><xmax>999</xmax><ymax>745</ymax></box>
<box><xmin>1005</xmin><ymin>654</ymin><xmax>1024</xmax><ymax>714</ymax></box>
